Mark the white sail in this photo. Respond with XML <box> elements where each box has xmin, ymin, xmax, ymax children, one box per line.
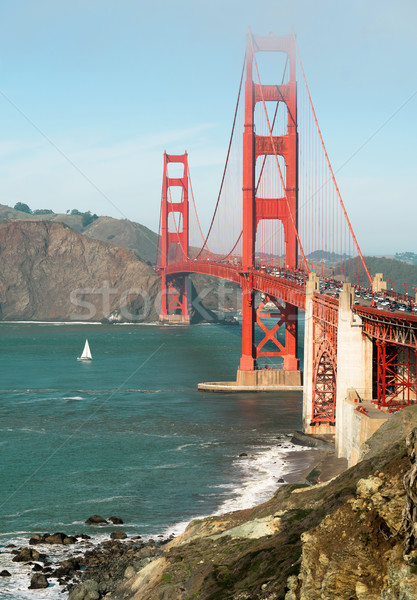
<box><xmin>80</xmin><ymin>339</ymin><xmax>92</xmax><ymax>360</ymax></box>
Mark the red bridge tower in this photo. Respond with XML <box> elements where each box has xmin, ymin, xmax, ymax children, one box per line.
<box><xmin>159</xmin><ymin>152</ymin><xmax>190</xmax><ymax>324</ymax></box>
<box><xmin>237</xmin><ymin>31</ymin><xmax>301</xmax><ymax>386</ymax></box>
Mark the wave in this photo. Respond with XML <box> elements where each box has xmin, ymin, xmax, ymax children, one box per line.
<box><xmin>159</xmin><ymin>435</ymin><xmax>315</xmax><ymax>540</ymax></box>
<box><xmin>73</xmin><ymin>494</ymin><xmax>137</xmax><ymax>505</ymax></box>
<box><xmin>153</xmin><ymin>463</ymin><xmax>186</xmax><ymax>470</ymax></box>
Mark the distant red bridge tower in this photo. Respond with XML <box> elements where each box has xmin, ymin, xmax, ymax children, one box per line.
<box><xmin>158</xmin><ymin>152</ymin><xmax>190</xmax><ymax>324</ymax></box>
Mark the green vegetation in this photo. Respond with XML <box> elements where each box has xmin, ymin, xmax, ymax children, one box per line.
<box><xmin>14</xmin><ymin>202</ymin><xmax>31</xmax><ymax>213</ymax></box>
<box><xmin>81</xmin><ymin>211</ymin><xmax>98</xmax><ymax>227</ymax></box>
<box><xmin>287</xmin><ymin>508</ymin><xmax>314</xmax><ymax>522</ymax></box>
<box><xmin>66</xmin><ymin>208</ymin><xmax>98</xmax><ymax>227</ymax></box>
<box><xmin>340</xmin><ymin>255</ymin><xmax>417</xmax><ymax>292</ymax></box>
<box><xmin>14</xmin><ymin>204</ymin><xmax>54</xmax><ymax>216</ymax></box>
<box><xmin>364</xmin><ymin>256</ymin><xmax>417</xmax><ymax>293</ymax></box>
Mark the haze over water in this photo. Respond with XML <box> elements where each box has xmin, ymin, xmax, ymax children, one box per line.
<box><xmin>0</xmin><ymin>321</ymin><xmax>308</xmax><ymax>598</ymax></box>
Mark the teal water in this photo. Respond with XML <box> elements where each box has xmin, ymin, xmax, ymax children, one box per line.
<box><xmin>0</xmin><ymin>321</ymin><xmax>307</xmax><ymax>598</ymax></box>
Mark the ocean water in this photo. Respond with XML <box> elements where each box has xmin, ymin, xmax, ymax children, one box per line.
<box><xmin>0</xmin><ymin>321</ymin><xmax>309</xmax><ymax>598</ymax></box>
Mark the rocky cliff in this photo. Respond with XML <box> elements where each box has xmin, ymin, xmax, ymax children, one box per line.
<box><xmin>71</xmin><ymin>407</ymin><xmax>417</xmax><ymax>600</ymax></box>
<box><xmin>0</xmin><ymin>220</ymin><xmax>161</xmax><ymax>321</ymax></box>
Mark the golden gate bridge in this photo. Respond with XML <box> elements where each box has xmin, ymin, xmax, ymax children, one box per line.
<box><xmin>155</xmin><ymin>30</ymin><xmax>417</xmax><ymax>449</ymax></box>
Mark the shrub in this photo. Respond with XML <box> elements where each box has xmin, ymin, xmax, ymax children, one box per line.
<box><xmin>14</xmin><ymin>202</ymin><xmax>31</xmax><ymax>214</ymax></box>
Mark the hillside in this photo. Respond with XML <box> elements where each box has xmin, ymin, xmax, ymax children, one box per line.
<box><xmin>0</xmin><ymin>220</ymin><xmax>160</xmax><ymax>322</ymax></box>
<box><xmin>0</xmin><ymin>204</ymin><xmax>159</xmax><ymax>264</ymax></box>
<box><xmin>84</xmin><ymin>216</ymin><xmax>158</xmax><ymax>264</ymax></box>
<box><xmin>364</xmin><ymin>256</ymin><xmax>417</xmax><ymax>293</ymax></box>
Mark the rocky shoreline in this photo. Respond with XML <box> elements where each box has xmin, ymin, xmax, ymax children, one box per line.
<box><xmin>64</xmin><ymin>410</ymin><xmax>417</xmax><ymax>599</ymax></box>
<box><xmin>0</xmin><ymin>434</ymin><xmax>335</xmax><ymax>599</ymax></box>
<box><xmin>1</xmin><ymin>517</ymin><xmax>175</xmax><ymax>599</ymax></box>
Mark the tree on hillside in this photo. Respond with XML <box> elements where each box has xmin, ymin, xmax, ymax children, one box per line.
<box><xmin>14</xmin><ymin>202</ymin><xmax>32</xmax><ymax>214</ymax></box>
<box><xmin>82</xmin><ymin>211</ymin><xmax>98</xmax><ymax>227</ymax></box>
<box><xmin>33</xmin><ymin>209</ymin><xmax>54</xmax><ymax>215</ymax></box>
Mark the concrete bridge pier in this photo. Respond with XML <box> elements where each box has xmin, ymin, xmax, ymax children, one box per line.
<box><xmin>334</xmin><ymin>283</ymin><xmax>373</xmax><ymax>458</ymax></box>
<box><xmin>303</xmin><ymin>277</ymin><xmax>374</xmax><ymax>447</ymax></box>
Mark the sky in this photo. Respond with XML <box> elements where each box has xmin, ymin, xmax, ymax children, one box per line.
<box><xmin>0</xmin><ymin>0</ymin><xmax>416</xmax><ymax>255</ymax></box>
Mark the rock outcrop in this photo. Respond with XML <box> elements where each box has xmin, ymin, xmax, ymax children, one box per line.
<box><xmin>0</xmin><ymin>220</ymin><xmax>160</xmax><ymax>321</ymax></box>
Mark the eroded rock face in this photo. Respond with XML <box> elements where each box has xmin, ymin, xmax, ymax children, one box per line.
<box><xmin>0</xmin><ymin>221</ymin><xmax>160</xmax><ymax>321</ymax></box>
<box><xmin>286</xmin><ymin>430</ymin><xmax>417</xmax><ymax>600</ymax></box>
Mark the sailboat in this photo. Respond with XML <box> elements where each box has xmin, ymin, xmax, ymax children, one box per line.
<box><xmin>77</xmin><ymin>339</ymin><xmax>92</xmax><ymax>361</ymax></box>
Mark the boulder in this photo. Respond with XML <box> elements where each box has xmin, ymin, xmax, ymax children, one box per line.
<box><xmin>44</xmin><ymin>532</ymin><xmax>74</xmax><ymax>544</ymax></box>
<box><xmin>124</xmin><ymin>565</ymin><xmax>136</xmax><ymax>579</ymax></box>
<box><xmin>110</xmin><ymin>531</ymin><xmax>127</xmax><ymax>540</ymax></box>
<box><xmin>109</xmin><ymin>516</ymin><xmax>124</xmax><ymax>524</ymax></box>
<box><xmin>85</xmin><ymin>515</ymin><xmax>108</xmax><ymax>525</ymax></box>
<box><xmin>63</xmin><ymin>535</ymin><xmax>77</xmax><ymax>544</ymax></box>
<box><xmin>29</xmin><ymin>573</ymin><xmax>48</xmax><ymax>589</ymax></box>
<box><xmin>0</xmin><ymin>570</ymin><xmax>11</xmax><ymax>577</ymax></box>
<box><xmin>29</xmin><ymin>534</ymin><xmax>43</xmax><ymax>545</ymax></box>
<box><xmin>12</xmin><ymin>547</ymin><xmax>40</xmax><ymax>562</ymax></box>
<box><xmin>68</xmin><ymin>579</ymin><xmax>100</xmax><ymax>600</ymax></box>
<box><xmin>61</xmin><ymin>558</ymin><xmax>81</xmax><ymax>571</ymax></box>
<box><xmin>55</xmin><ymin>557</ymin><xmax>81</xmax><ymax>577</ymax></box>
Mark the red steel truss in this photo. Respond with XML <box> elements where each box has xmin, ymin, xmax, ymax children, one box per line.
<box><xmin>311</xmin><ymin>294</ymin><xmax>339</xmax><ymax>425</ymax></box>
<box><xmin>375</xmin><ymin>341</ymin><xmax>417</xmax><ymax>408</ymax></box>
<box><xmin>255</xmin><ymin>295</ymin><xmax>298</xmax><ymax>368</ymax></box>
<box><xmin>354</xmin><ymin>307</ymin><xmax>417</xmax><ymax>408</ymax></box>
<box><xmin>354</xmin><ymin>306</ymin><xmax>417</xmax><ymax>349</ymax></box>
<box><xmin>159</xmin><ymin>152</ymin><xmax>190</xmax><ymax>323</ymax></box>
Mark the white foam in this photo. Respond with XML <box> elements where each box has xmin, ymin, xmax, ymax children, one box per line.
<box><xmin>160</xmin><ymin>435</ymin><xmax>313</xmax><ymax>540</ymax></box>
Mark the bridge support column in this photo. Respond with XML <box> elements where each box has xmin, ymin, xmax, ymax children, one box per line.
<box><xmin>303</xmin><ymin>273</ymin><xmax>320</xmax><ymax>433</ymax></box>
<box><xmin>237</xmin><ymin>282</ymin><xmax>302</xmax><ymax>387</ymax></box>
<box><xmin>335</xmin><ymin>283</ymin><xmax>373</xmax><ymax>457</ymax></box>
<box><xmin>159</xmin><ymin>274</ymin><xmax>190</xmax><ymax>324</ymax></box>
<box><xmin>239</xmin><ymin>281</ymin><xmax>256</xmax><ymax>371</ymax></box>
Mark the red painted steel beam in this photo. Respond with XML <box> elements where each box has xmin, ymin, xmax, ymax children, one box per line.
<box><xmin>163</xmin><ymin>261</ymin><xmax>307</xmax><ymax>310</ymax></box>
